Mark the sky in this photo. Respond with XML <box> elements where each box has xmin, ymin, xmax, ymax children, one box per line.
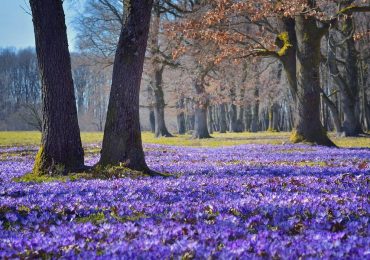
<box><xmin>0</xmin><ymin>0</ymin><xmax>84</xmax><ymax>51</ymax></box>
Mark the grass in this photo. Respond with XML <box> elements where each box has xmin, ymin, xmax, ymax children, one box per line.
<box><xmin>0</xmin><ymin>131</ymin><xmax>369</xmax><ymax>148</ymax></box>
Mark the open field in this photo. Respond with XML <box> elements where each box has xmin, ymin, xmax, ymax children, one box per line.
<box><xmin>0</xmin><ymin>132</ymin><xmax>369</xmax><ymax>258</ymax></box>
<box><xmin>0</xmin><ymin>131</ymin><xmax>369</xmax><ymax>148</ymax></box>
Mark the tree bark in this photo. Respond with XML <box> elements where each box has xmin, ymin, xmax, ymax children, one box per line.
<box><xmin>152</xmin><ymin>66</ymin><xmax>173</xmax><ymax>137</ymax></box>
<box><xmin>251</xmin><ymin>86</ymin><xmax>259</xmax><ymax>132</ymax></box>
<box><xmin>292</xmin><ymin>15</ymin><xmax>335</xmax><ymax>146</ymax></box>
<box><xmin>219</xmin><ymin>103</ymin><xmax>227</xmax><ymax>133</ymax></box>
<box><xmin>207</xmin><ymin>105</ymin><xmax>214</xmax><ymax>134</ymax></box>
<box><xmin>192</xmin><ymin>79</ymin><xmax>211</xmax><ymax>138</ymax></box>
<box><xmin>100</xmin><ymin>0</ymin><xmax>153</xmax><ymax>171</ymax></box>
<box><xmin>228</xmin><ymin>103</ymin><xmax>238</xmax><ymax>132</ymax></box>
<box><xmin>150</xmin><ymin>5</ymin><xmax>172</xmax><ymax>138</ymax></box>
<box><xmin>176</xmin><ymin>98</ymin><xmax>186</xmax><ymax>134</ymax></box>
<box><xmin>321</xmin><ymin>91</ymin><xmax>342</xmax><ymax>135</ymax></box>
<box><xmin>149</xmin><ymin>108</ymin><xmax>155</xmax><ymax>133</ymax></box>
<box><xmin>29</xmin><ymin>0</ymin><xmax>84</xmax><ymax>175</ymax></box>
<box><xmin>328</xmin><ymin>29</ymin><xmax>362</xmax><ymax>136</ymax></box>
<box><xmin>268</xmin><ymin>103</ymin><xmax>279</xmax><ymax>131</ymax></box>
<box><xmin>341</xmin><ymin>16</ymin><xmax>362</xmax><ymax>136</ymax></box>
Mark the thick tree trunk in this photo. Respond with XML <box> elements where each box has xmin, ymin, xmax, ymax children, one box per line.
<box><xmin>292</xmin><ymin>15</ymin><xmax>335</xmax><ymax>146</ymax></box>
<box><xmin>30</xmin><ymin>0</ymin><xmax>84</xmax><ymax>175</ymax></box>
<box><xmin>100</xmin><ymin>1</ymin><xmax>153</xmax><ymax>171</ymax></box>
<box><xmin>219</xmin><ymin>103</ymin><xmax>227</xmax><ymax>133</ymax></box>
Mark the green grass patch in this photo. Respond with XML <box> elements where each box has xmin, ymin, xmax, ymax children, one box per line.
<box><xmin>13</xmin><ymin>172</ymin><xmax>90</xmax><ymax>183</ymax></box>
<box><xmin>0</xmin><ymin>131</ymin><xmax>369</xmax><ymax>148</ymax></box>
<box><xmin>76</xmin><ymin>212</ymin><xmax>106</xmax><ymax>224</ymax></box>
<box><xmin>12</xmin><ymin>164</ymin><xmax>159</xmax><ymax>183</ymax></box>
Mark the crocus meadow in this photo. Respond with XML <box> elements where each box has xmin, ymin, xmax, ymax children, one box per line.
<box><xmin>0</xmin><ymin>144</ymin><xmax>369</xmax><ymax>259</ymax></box>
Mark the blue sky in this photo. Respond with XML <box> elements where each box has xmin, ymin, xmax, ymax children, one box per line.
<box><xmin>0</xmin><ymin>0</ymin><xmax>84</xmax><ymax>51</ymax></box>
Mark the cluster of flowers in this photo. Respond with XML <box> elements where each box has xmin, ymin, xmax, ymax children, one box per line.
<box><xmin>0</xmin><ymin>144</ymin><xmax>369</xmax><ymax>258</ymax></box>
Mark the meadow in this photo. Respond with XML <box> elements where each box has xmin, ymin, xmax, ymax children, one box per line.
<box><xmin>0</xmin><ymin>131</ymin><xmax>369</xmax><ymax>258</ymax></box>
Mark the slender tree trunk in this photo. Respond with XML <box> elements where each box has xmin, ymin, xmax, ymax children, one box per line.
<box><xmin>251</xmin><ymin>86</ymin><xmax>259</xmax><ymax>132</ymax></box>
<box><xmin>149</xmin><ymin>109</ymin><xmax>155</xmax><ymax>133</ymax></box>
<box><xmin>235</xmin><ymin>102</ymin><xmax>245</xmax><ymax>132</ymax></box>
<box><xmin>328</xmin><ymin>28</ymin><xmax>362</xmax><ymax>136</ymax></box>
<box><xmin>321</xmin><ymin>92</ymin><xmax>342</xmax><ymax>135</ymax></box>
<box><xmin>207</xmin><ymin>105</ymin><xmax>214</xmax><ymax>134</ymax></box>
<box><xmin>152</xmin><ymin>67</ymin><xmax>172</xmax><ymax>137</ymax></box>
<box><xmin>150</xmin><ymin>5</ymin><xmax>172</xmax><ymax>138</ymax></box>
<box><xmin>192</xmin><ymin>79</ymin><xmax>211</xmax><ymax>139</ymax></box>
<box><xmin>176</xmin><ymin>98</ymin><xmax>186</xmax><ymax>134</ymax></box>
<box><xmin>219</xmin><ymin>103</ymin><xmax>227</xmax><ymax>133</ymax></box>
<box><xmin>292</xmin><ymin>15</ymin><xmax>335</xmax><ymax>146</ymax></box>
<box><xmin>244</xmin><ymin>105</ymin><xmax>252</xmax><ymax>131</ymax></box>
<box><xmin>228</xmin><ymin>103</ymin><xmax>238</xmax><ymax>132</ymax></box>
<box><xmin>30</xmin><ymin>0</ymin><xmax>84</xmax><ymax>175</ymax></box>
<box><xmin>341</xmin><ymin>18</ymin><xmax>362</xmax><ymax>136</ymax></box>
<box><xmin>185</xmin><ymin>98</ymin><xmax>195</xmax><ymax>131</ymax></box>
<box><xmin>100</xmin><ymin>1</ymin><xmax>154</xmax><ymax>172</ymax></box>
<box><xmin>268</xmin><ymin>103</ymin><xmax>279</xmax><ymax>131</ymax></box>
<box><xmin>146</xmin><ymin>85</ymin><xmax>155</xmax><ymax>133</ymax></box>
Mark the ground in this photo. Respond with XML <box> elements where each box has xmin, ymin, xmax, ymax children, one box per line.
<box><xmin>0</xmin><ymin>132</ymin><xmax>369</xmax><ymax>258</ymax></box>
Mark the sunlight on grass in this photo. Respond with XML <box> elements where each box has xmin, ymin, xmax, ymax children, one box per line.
<box><xmin>0</xmin><ymin>131</ymin><xmax>368</xmax><ymax>148</ymax></box>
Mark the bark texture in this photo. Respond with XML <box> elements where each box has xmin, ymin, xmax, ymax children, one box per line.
<box><xmin>100</xmin><ymin>1</ymin><xmax>153</xmax><ymax>171</ymax></box>
<box><xmin>149</xmin><ymin>5</ymin><xmax>173</xmax><ymax>138</ymax></box>
<box><xmin>192</xmin><ymin>79</ymin><xmax>211</xmax><ymax>138</ymax></box>
<box><xmin>30</xmin><ymin>0</ymin><xmax>84</xmax><ymax>175</ymax></box>
<box><xmin>292</xmin><ymin>15</ymin><xmax>335</xmax><ymax>146</ymax></box>
<box><xmin>219</xmin><ymin>103</ymin><xmax>227</xmax><ymax>133</ymax></box>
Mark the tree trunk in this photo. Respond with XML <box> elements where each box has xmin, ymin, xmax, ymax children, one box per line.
<box><xmin>192</xmin><ymin>80</ymin><xmax>211</xmax><ymax>139</ymax></box>
<box><xmin>176</xmin><ymin>98</ymin><xmax>186</xmax><ymax>134</ymax></box>
<box><xmin>321</xmin><ymin>92</ymin><xmax>342</xmax><ymax>135</ymax></box>
<box><xmin>219</xmin><ymin>103</ymin><xmax>227</xmax><ymax>133</ymax></box>
<box><xmin>341</xmin><ymin>16</ymin><xmax>362</xmax><ymax>136</ymax></box>
<box><xmin>30</xmin><ymin>0</ymin><xmax>84</xmax><ymax>175</ymax></box>
<box><xmin>207</xmin><ymin>105</ymin><xmax>214</xmax><ymax>134</ymax></box>
<box><xmin>251</xmin><ymin>86</ymin><xmax>259</xmax><ymax>132</ymax></box>
<box><xmin>279</xmin><ymin>18</ymin><xmax>298</xmax><ymax>98</ymax></box>
<box><xmin>152</xmin><ymin>67</ymin><xmax>172</xmax><ymax>137</ymax></box>
<box><xmin>146</xmin><ymin>84</ymin><xmax>155</xmax><ymax>133</ymax></box>
<box><xmin>235</xmin><ymin>106</ymin><xmax>245</xmax><ymax>132</ymax></box>
<box><xmin>328</xmin><ymin>29</ymin><xmax>362</xmax><ymax>136</ymax></box>
<box><xmin>100</xmin><ymin>0</ymin><xmax>153</xmax><ymax>171</ymax></box>
<box><xmin>244</xmin><ymin>105</ymin><xmax>252</xmax><ymax>131</ymax></box>
<box><xmin>149</xmin><ymin>108</ymin><xmax>155</xmax><ymax>133</ymax></box>
<box><xmin>150</xmin><ymin>5</ymin><xmax>172</xmax><ymax>138</ymax></box>
<box><xmin>292</xmin><ymin>15</ymin><xmax>335</xmax><ymax>146</ymax></box>
<box><xmin>268</xmin><ymin>103</ymin><xmax>279</xmax><ymax>131</ymax></box>
<box><xmin>228</xmin><ymin>103</ymin><xmax>238</xmax><ymax>132</ymax></box>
